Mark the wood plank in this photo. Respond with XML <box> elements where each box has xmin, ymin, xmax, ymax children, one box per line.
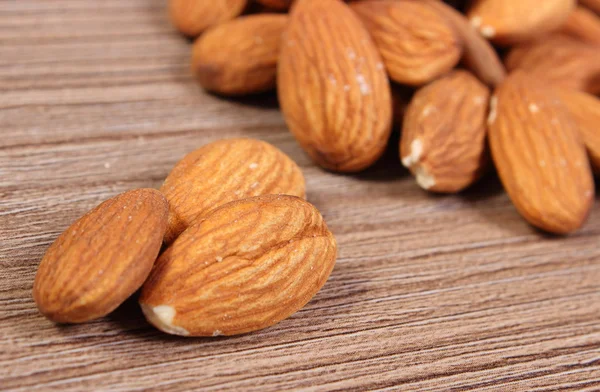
<box><xmin>1</xmin><ymin>0</ymin><xmax>599</xmax><ymax>390</ymax></box>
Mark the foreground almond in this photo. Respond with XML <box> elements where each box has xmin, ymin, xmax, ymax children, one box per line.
<box><xmin>351</xmin><ymin>0</ymin><xmax>462</xmax><ymax>86</ymax></box>
<box><xmin>278</xmin><ymin>0</ymin><xmax>392</xmax><ymax>172</ymax></box>
<box><xmin>169</xmin><ymin>0</ymin><xmax>247</xmax><ymax>37</ymax></box>
<box><xmin>505</xmin><ymin>35</ymin><xmax>600</xmax><ymax>94</ymax></box>
<box><xmin>33</xmin><ymin>189</ymin><xmax>168</xmax><ymax>323</ymax></box>
<box><xmin>401</xmin><ymin>70</ymin><xmax>489</xmax><ymax>193</ymax></box>
<box><xmin>467</xmin><ymin>0</ymin><xmax>575</xmax><ymax>45</ymax></box>
<box><xmin>488</xmin><ymin>71</ymin><xmax>594</xmax><ymax>234</ymax></box>
<box><xmin>161</xmin><ymin>138</ymin><xmax>305</xmax><ymax>244</ymax></box>
<box><xmin>557</xmin><ymin>88</ymin><xmax>600</xmax><ymax>173</ymax></box>
<box><xmin>191</xmin><ymin>14</ymin><xmax>287</xmax><ymax>96</ymax></box>
<box><xmin>140</xmin><ymin>195</ymin><xmax>337</xmax><ymax>336</ymax></box>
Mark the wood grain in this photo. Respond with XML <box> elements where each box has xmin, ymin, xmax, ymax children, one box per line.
<box><xmin>1</xmin><ymin>1</ymin><xmax>600</xmax><ymax>391</ymax></box>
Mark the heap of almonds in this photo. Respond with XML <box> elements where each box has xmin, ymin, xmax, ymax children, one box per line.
<box><xmin>33</xmin><ymin>0</ymin><xmax>600</xmax><ymax>336</ymax></box>
<box><xmin>180</xmin><ymin>0</ymin><xmax>600</xmax><ymax>235</ymax></box>
<box><xmin>34</xmin><ymin>139</ymin><xmax>337</xmax><ymax>336</ymax></box>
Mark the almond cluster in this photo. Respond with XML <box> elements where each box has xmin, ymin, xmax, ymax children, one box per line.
<box><xmin>179</xmin><ymin>0</ymin><xmax>600</xmax><ymax>235</ymax></box>
<box><xmin>34</xmin><ymin>139</ymin><xmax>337</xmax><ymax>337</ymax></box>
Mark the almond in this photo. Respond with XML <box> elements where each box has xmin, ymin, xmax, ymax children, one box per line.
<box><xmin>467</xmin><ymin>0</ymin><xmax>575</xmax><ymax>45</ymax></box>
<box><xmin>400</xmin><ymin>70</ymin><xmax>490</xmax><ymax>193</ymax></box>
<box><xmin>278</xmin><ymin>0</ymin><xmax>392</xmax><ymax>172</ymax></box>
<box><xmin>559</xmin><ymin>5</ymin><xmax>600</xmax><ymax>46</ymax></box>
<box><xmin>33</xmin><ymin>189</ymin><xmax>168</xmax><ymax>323</ymax></box>
<box><xmin>351</xmin><ymin>0</ymin><xmax>462</xmax><ymax>86</ymax></box>
<box><xmin>191</xmin><ymin>14</ymin><xmax>287</xmax><ymax>96</ymax></box>
<box><xmin>161</xmin><ymin>138</ymin><xmax>305</xmax><ymax>244</ymax></box>
<box><xmin>169</xmin><ymin>0</ymin><xmax>247</xmax><ymax>37</ymax></box>
<box><xmin>556</xmin><ymin>87</ymin><xmax>600</xmax><ymax>174</ymax></box>
<box><xmin>488</xmin><ymin>71</ymin><xmax>594</xmax><ymax>234</ymax></box>
<box><xmin>505</xmin><ymin>35</ymin><xmax>600</xmax><ymax>94</ymax></box>
<box><xmin>426</xmin><ymin>0</ymin><xmax>505</xmax><ymax>87</ymax></box>
<box><xmin>139</xmin><ymin>195</ymin><xmax>337</xmax><ymax>336</ymax></box>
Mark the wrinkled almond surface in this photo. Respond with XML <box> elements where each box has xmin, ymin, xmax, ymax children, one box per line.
<box><xmin>401</xmin><ymin>70</ymin><xmax>490</xmax><ymax>193</ymax></box>
<box><xmin>505</xmin><ymin>35</ymin><xmax>600</xmax><ymax>94</ymax></box>
<box><xmin>351</xmin><ymin>0</ymin><xmax>462</xmax><ymax>86</ymax></box>
<box><xmin>161</xmin><ymin>138</ymin><xmax>305</xmax><ymax>244</ymax></box>
<box><xmin>557</xmin><ymin>87</ymin><xmax>600</xmax><ymax>173</ymax></box>
<box><xmin>191</xmin><ymin>14</ymin><xmax>288</xmax><ymax>96</ymax></box>
<box><xmin>278</xmin><ymin>0</ymin><xmax>392</xmax><ymax>172</ymax></box>
<box><xmin>140</xmin><ymin>195</ymin><xmax>337</xmax><ymax>336</ymax></box>
<box><xmin>169</xmin><ymin>0</ymin><xmax>247</xmax><ymax>37</ymax></box>
<box><xmin>467</xmin><ymin>0</ymin><xmax>575</xmax><ymax>45</ymax></box>
<box><xmin>488</xmin><ymin>71</ymin><xmax>594</xmax><ymax>234</ymax></box>
<box><xmin>33</xmin><ymin>189</ymin><xmax>168</xmax><ymax>323</ymax></box>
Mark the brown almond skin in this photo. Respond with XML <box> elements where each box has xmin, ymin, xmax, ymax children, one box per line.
<box><xmin>191</xmin><ymin>14</ymin><xmax>288</xmax><ymax>96</ymax></box>
<box><xmin>33</xmin><ymin>189</ymin><xmax>168</xmax><ymax>323</ymax></box>
<box><xmin>351</xmin><ymin>0</ymin><xmax>462</xmax><ymax>86</ymax></box>
<box><xmin>467</xmin><ymin>0</ymin><xmax>575</xmax><ymax>45</ymax></box>
<box><xmin>505</xmin><ymin>35</ymin><xmax>600</xmax><ymax>94</ymax></box>
<box><xmin>556</xmin><ymin>88</ymin><xmax>600</xmax><ymax>173</ymax></box>
<box><xmin>560</xmin><ymin>6</ymin><xmax>600</xmax><ymax>46</ymax></box>
<box><xmin>277</xmin><ymin>0</ymin><xmax>392</xmax><ymax>172</ymax></box>
<box><xmin>425</xmin><ymin>0</ymin><xmax>505</xmax><ymax>87</ymax></box>
<box><xmin>169</xmin><ymin>0</ymin><xmax>247</xmax><ymax>37</ymax></box>
<box><xmin>401</xmin><ymin>70</ymin><xmax>490</xmax><ymax>193</ymax></box>
<box><xmin>139</xmin><ymin>195</ymin><xmax>337</xmax><ymax>337</ymax></box>
<box><xmin>488</xmin><ymin>71</ymin><xmax>594</xmax><ymax>235</ymax></box>
<box><xmin>160</xmin><ymin>138</ymin><xmax>305</xmax><ymax>244</ymax></box>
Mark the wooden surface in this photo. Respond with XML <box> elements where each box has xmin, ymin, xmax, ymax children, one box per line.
<box><xmin>2</xmin><ymin>1</ymin><xmax>600</xmax><ymax>391</ymax></box>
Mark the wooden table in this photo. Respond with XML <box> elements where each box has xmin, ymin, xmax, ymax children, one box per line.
<box><xmin>2</xmin><ymin>1</ymin><xmax>600</xmax><ymax>390</ymax></box>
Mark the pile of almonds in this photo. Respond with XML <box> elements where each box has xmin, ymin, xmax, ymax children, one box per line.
<box><xmin>33</xmin><ymin>0</ymin><xmax>600</xmax><ymax>337</ymax></box>
<box><xmin>180</xmin><ymin>0</ymin><xmax>600</xmax><ymax>235</ymax></box>
<box><xmin>34</xmin><ymin>139</ymin><xmax>337</xmax><ymax>336</ymax></box>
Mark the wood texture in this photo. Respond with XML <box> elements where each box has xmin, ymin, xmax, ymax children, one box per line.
<box><xmin>1</xmin><ymin>1</ymin><xmax>600</xmax><ymax>390</ymax></box>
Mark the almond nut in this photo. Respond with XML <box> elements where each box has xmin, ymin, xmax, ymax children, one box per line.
<box><xmin>351</xmin><ymin>0</ymin><xmax>462</xmax><ymax>86</ymax></box>
<box><xmin>278</xmin><ymin>0</ymin><xmax>392</xmax><ymax>172</ymax></box>
<box><xmin>488</xmin><ymin>71</ymin><xmax>594</xmax><ymax>234</ymax></box>
<box><xmin>139</xmin><ymin>195</ymin><xmax>337</xmax><ymax>336</ymax></box>
<box><xmin>467</xmin><ymin>0</ymin><xmax>575</xmax><ymax>45</ymax></box>
<box><xmin>505</xmin><ymin>35</ymin><xmax>600</xmax><ymax>94</ymax></box>
<box><xmin>161</xmin><ymin>138</ymin><xmax>305</xmax><ymax>244</ymax></box>
<box><xmin>169</xmin><ymin>0</ymin><xmax>247</xmax><ymax>37</ymax></box>
<box><xmin>401</xmin><ymin>70</ymin><xmax>490</xmax><ymax>193</ymax></box>
<box><xmin>557</xmin><ymin>87</ymin><xmax>600</xmax><ymax>174</ymax></box>
<box><xmin>191</xmin><ymin>14</ymin><xmax>287</xmax><ymax>96</ymax></box>
<box><xmin>33</xmin><ymin>189</ymin><xmax>168</xmax><ymax>323</ymax></box>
